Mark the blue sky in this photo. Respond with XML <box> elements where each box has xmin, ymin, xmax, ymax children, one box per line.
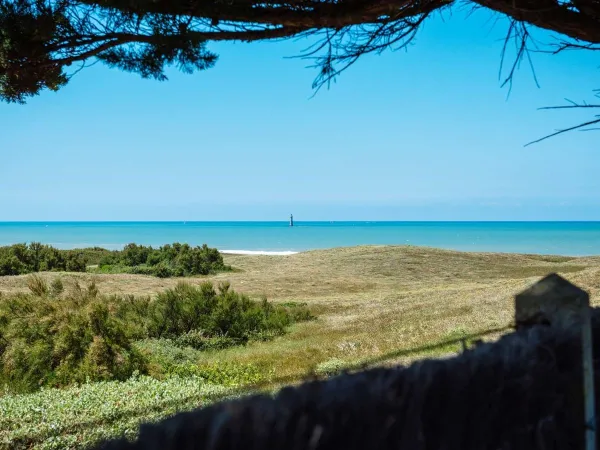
<box><xmin>1</xmin><ymin>9</ymin><xmax>598</xmax><ymax>221</ymax></box>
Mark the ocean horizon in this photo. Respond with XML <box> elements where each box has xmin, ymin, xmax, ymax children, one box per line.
<box><xmin>1</xmin><ymin>221</ymin><xmax>600</xmax><ymax>256</ymax></box>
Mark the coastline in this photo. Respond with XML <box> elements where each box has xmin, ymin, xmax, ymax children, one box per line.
<box><xmin>2</xmin><ymin>221</ymin><xmax>600</xmax><ymax>256</ymax></box>
<box><xmin>0</xmin><ymin>242</ymin><xmax>597</xmax><ymax>258</ymax></box>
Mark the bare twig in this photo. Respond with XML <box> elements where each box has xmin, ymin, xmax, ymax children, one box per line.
<box><xmin>526</xmin><ymin>117</ymin><xmax>600</xmax><ymax>146</ymax></box>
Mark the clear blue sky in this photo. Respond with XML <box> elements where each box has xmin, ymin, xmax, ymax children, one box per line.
<box><xmin>1</xmin><ymin>9</ymin><xmax>598</xmax><ymax>221</ymax></box>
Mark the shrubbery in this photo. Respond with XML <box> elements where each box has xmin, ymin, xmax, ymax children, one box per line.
<box><xmin>138</xmin><ymin>281</ymin><xmax>300</xmax><ymax>342</ymax></box>
<box><xmin>133</xmin><ymin>339</ymin><xmax>274</xmax><ymax>385</ymax></box>
<box><xmin>94</xmin><ymin>242</ymin><xmax>231</xmax><ymax>277</ymax></box>
<box><xmin>0</xmin><ymin>243</ymin><xmax>87</xmax><ymax>275</ymax></box>
<box><xmin>0</xmin><ymin>278</ymin><xmax>147</xmax><ymax>392</ymax></box>
<box><xmin>0</xmin><ymin>277</ymin><xmax>314</xmax><ymax>393</ymax></box>
<box><xmin>0</xmin><ymin>242</ymin><xmax>231</xmax><ymax>278</ymax></box>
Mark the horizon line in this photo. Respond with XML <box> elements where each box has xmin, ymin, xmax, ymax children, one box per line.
<box><xmin>2</xmin><ymin>220</ymin><xmax>600</xmax><ymax>224</ymax></box>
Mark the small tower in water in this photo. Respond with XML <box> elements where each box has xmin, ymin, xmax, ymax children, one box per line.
<box><xmin>290</xmin><ymin>214</ymin><xmax>294</xmax><ymax>227</ymax></box>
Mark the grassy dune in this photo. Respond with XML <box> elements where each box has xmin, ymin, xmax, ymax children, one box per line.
<box><xmin>1</xmin><ymin>245</ymin><xmax>600</xmax><ymax>448</ymax></box>
<box><xmin>2</xmin><ymin>245</ymin><xmax>599</xmax><ymax>371</ymax></box>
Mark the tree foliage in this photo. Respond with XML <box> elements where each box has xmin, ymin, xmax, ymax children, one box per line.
<box><xmin>1</xmin><ymin>0</ymin><xmax>598</xmax><ymax>138</ymax></box>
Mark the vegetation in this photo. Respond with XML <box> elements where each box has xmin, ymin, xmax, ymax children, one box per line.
<box><xmin>71</xmin><ymin>247</ymin><xmax>115</xmax><ymax>266</ymax></box>
<box><xmin>0</xmin><ymin>375</ymin><xmax>235</xmax><ymax>450</ymax></box>
<box><xmin>92</xmin><ymin>243</ymin><xmax>231</xmax><ymax>278</ymax></box>
<box><xmin>0</xmin><ymin>243</ymin><xmax>86</xmax><ymax>276</ymax></box>
<box><xmin>0</xmin><ymin>276</ymin><xmax>313</xmax><ymax>393</ymax></box>
<box><xmin>0</xmin><ymin>245</ymin><xmax>598</xmax><ymax>448</ymax></box>
<box><xmin>314</xmin><ymin>358</ymin><xmax>347</xmax><ymax>377</ymax></box>
<box><xmin>0</xmin><ymin>242</ymin><xmax>230</xmax><ymax>278</ymax></box>
<box><xmin>2</xmin><ymin>0</ymin><xmax>599</xmax><ymax>140</ymax></box>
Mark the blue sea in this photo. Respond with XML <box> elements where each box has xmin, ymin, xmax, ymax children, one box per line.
<box><xmin>1</xmin><ymin>222</ymin><xmax>600</xmax><ymax>256</ymax></box>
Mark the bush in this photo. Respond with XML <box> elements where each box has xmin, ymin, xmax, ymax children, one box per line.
<box><xmin>135</xmin><ymin>339</ymin><xmax>272</xmax><ymax>386</ymax></box>
<box><xmin>174</xmin><ymin>330</ymin><xmax>243</xmax><ymax>351</ymax></box>
<box><xmin>0</xmin><ymin>281</ymin><xmax>314</xmax><ymax>393</ymax></box>
<box><xmin>0</xmin><ymin>243</ymin><xmax>88</xmax><ymax>276</ymax></box>
<box><xmin>153</xmin><ymin>262</ymin><xmax>173</xmax><ymax>278</ymax></box>
<box><xmin>74</xmin><ymin>246</ymin><xmax>115</xmax><ymax>265</ymax></box>
<box><xmin>95</xmin><ymin>242</ymin><xmax>231</xmax><ymax>278</ymax></box>
<box><xmin>0</xmin><ymin>286</ymin><xmax>148</xmax><ymax>393</ymax></box>
<box><xmin>65</xmin><ymin>251</ymin><xmax>87</xmax><ymax>272</ymax></box>
<box><xmin>0</xmin><ymin>242</ymin><xmax>230</xmax><ymax>278</ymax></box>
<box><xmin>134</xmin><ymin>338</ymin><xmax>205</xmax><ymax>370</ymax></box>
<box><xmin>278</xmin><ymin>301</ymin><xmax>316</xmax><ymax>322</ymax></box>
<box><xmin>0</xmin><ymin>254</ymin><xmax>26</xmax><ymax>275</ymax></box>
<box><xmin>143</xmin><ymin>282</ymin><xmax>312</xmax><ymax>344</ymax></box>
<box><xmin>122</xmin><ymin>243</ymin><xmax>151</xmax><ymax>267</ymax></box>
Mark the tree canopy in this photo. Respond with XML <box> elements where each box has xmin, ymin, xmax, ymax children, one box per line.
<box><xmin>1</xmin><ymin>0</ymin><xmax>598</xmax><ymax>137</ymax></box>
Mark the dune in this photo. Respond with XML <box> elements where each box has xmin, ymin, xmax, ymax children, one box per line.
<box><xmin>219</xmin><ymin>249</ymin><xmax>298</xmax><ymax>256</ymax></box>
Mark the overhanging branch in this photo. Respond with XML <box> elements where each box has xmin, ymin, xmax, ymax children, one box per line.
<box><xmin>1</xmin><ymin>0</ymin><xmax>599</xmax><ymax>145</ymax></box>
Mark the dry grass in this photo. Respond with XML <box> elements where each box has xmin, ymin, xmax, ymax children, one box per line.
<box><xmin>1</xmin><ymin>245</ymin><xmax>599</xmax><ymax>381</ymax></box>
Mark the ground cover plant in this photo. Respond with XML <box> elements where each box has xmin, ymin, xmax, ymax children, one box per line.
<box><xmin>0</xmin><ymin>375</ymin><xmax>236</xmax><ymax>450</ymax></box>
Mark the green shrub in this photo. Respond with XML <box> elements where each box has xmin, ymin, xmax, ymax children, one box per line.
<box><xmin>0</xmin><ymin>281</ymin><xmax>314</xmax><ymax>393</ymax></box>
<box><xmin>94</xmin><ymin>242</ymin><xmax>231</xmax><ymax>277</ymax></box>
<box><xmin>152</xmin><ymin>262</ymin><xmax>173</xmax><ymax>278</ymax></box>
<box><xmin>74</xmin><ymin>246</ymin><xmax>115</xmax><ymax>265</ymax></box>
<box><xmin>135</xmin><ymin>339</ymin><xmax>273</xmax><ymax>385</ymax></box>
<box><xmin>278</xmin><ymin>301</ymin><xmax>316</xmax><ymax>322</ymax></box>
<box><xmin>144</xmin><ymin>282</ymin><xmax>311</xmax><ymax>343</ymax></box>
<box><xmin>134</xmin><ymin>339</ymin><xmax>204</xmax><ymax>368</ymax></box>
<box><xmin>147</xmin><ymin>250</ymin><xmax>162</xmax><ymax>266</ymax></box>
<box><xmin>134</xmin><ymin>339</ymin><xmax>208</xmax><ymax>380</ymax></box>
<box><xmin>0</xmin><ymin>242</ymin><xmax>230</xmax><ymax>278</ymax></box>
<box><xmin>65</xmin><ymin>251</ymin><xmax>87</xmax><ymax>272</ymax></box>
<box><xmin>0</xmin><ymin>243</ymin><xmax>87</xmax><ymax>276</ymax></box>
<box><xmin>174</xmin><ymin>330</ymin><xmax>243</xmax><ymax>351</ymax></box>
<box><xmin>122</xmin><ymin>243</ymin><xmax>151</xmax><ymax>267</ymax></box>
<box><xmin>98</xmin><ymin>254</ymin><xmax>118</xmax><ymax>267</ymax></box>
<box><xmin>0</xmin><ymin>287</ymin><xmax>147</xmax><ymax>393</ymax></box>
<box><xmin>0</xmin><ymin>254</ymin><xmax>26</xmax><ymax>275</ymax></box>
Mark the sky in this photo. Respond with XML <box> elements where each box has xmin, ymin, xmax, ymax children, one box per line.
<box><xmin>1</xmin><ymin>9</ymin><xmax>599</xmax><ymax>221</ymax></box>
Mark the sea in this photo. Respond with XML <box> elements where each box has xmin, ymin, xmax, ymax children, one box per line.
<box><xmin>1</xmin><ymin>221</ymin><xmax>600</xmax><ymax>256</ymax></box>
